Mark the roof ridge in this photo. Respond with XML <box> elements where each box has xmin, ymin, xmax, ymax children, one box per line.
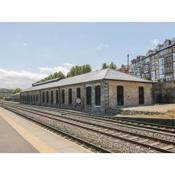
<box><xmin>103</xmin><ymin>68</ymin><xmax>110</xmax><ymax>79</ymax></box>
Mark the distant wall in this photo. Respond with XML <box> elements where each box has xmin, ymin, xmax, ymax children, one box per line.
<box><xmin>152</xmin><ymin>81</ymin><xmax>175</xmax><ymax>103</ymax></box>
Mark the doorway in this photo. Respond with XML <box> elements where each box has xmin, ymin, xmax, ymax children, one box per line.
<box><xmin>117</xmin><ymin>86</ymin><xmax>124</xmax><ymax>105</ymax></box>
<box><xmin>139</xmin><ymin>87</ymin><xmax>144</xmax><ymax>104</ymax></box>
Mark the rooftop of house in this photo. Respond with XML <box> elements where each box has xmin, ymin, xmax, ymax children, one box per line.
<box><xmin>130</xmin><ymin>38</ymin><xmax>175</xmax><ymax>63</ymax></box>
<box><xmin>22</xmin><ymin>68</ymin><xmax>153</xmax><ymax>92</ymax></box>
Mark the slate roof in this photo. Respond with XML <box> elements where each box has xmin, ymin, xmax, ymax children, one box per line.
<box><xmin>22</xmin><ymin>68</ymin><xmax>153</xmax><ymax>92</ymax></box>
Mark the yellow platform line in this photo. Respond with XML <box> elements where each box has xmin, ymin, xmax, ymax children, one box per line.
<box><xmin>0</xmin><ymin>113</ymin><xmax>57</xmax><ymax>153</ymax></box>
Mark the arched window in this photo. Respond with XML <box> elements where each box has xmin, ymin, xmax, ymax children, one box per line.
<box><xmin>42</xmin><ymin>92</ymin><xmax>45</xmax><ymax>103</ymax></box>
<box><xmin>46</xmin><ymin>91</ymin><xmax>49</xmax><ymax>103</ymax></box>
<box><xmin>76</xmin><ymin>88</ymin><xmax>81</xmax><ymax>98</ymax></box>
<box><xmin>68</xmin><ymin>89</ymin><xmax>72</xmax><ymax>105</ymax></box>
<box><xmin>51</xmin><ymin>91</ymin><xmax>53</xmax><ymax>104</ymax></box>
<box><xmin>95</xmin><ymin>85</ymin><xmax>101</xmax><ymax>106</ymax></box>
<box><xmin>56</xmin><ymin>90</ymin><xmax>59</xmax><ymax>104</ymax></box>
<box><xmin>62</xmin><ymin>89</ymin><xmax>65</xmax><ymax>104</ymax></box>
<box><xmin>36</xmin><ymin>95</ymin><xmax>38</xmax><ymax>103</ymax></box>
<box><xmin>86</xmin><ymin>87</ymin><xmax>92</xmax><ymax>105</ymax></box>
<box><xmin>33</xmin><ymin>95</ymin><xmax>35</xmax><ymax>104</ymax></box>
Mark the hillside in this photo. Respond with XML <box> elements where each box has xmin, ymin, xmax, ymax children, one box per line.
<box><xmin>0</xmin><ymin>88</ymin><xmax>14</xmax><ymax>98</ymax></box>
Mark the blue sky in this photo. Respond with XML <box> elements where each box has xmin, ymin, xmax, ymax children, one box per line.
<box><xmin>0</xmin><ymin>22</ymin><xmax>175</xmax><ymax>88</ymax></box>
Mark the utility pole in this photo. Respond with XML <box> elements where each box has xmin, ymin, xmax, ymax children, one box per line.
<box><xmin>127</xmin><ymin>54</ymin><xmax>130</xmax><ymax>68</ymax></box>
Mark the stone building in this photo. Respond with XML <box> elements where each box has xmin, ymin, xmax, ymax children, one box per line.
<box><xmin>20</xmin><ymin>68</ymin><xmax>153</xmax><ymax>114</ymax></box>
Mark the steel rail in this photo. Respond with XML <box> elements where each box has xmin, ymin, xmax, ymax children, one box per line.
<box><xmin>18</xmin><ymin>103</ymin><xmax>175</xmax><ymax>134</ymax></box>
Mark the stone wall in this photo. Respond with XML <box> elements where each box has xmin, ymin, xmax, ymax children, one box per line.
<box><xmin>21</xmin><ymin>80</ymin><xmax>153</xmax><ymax>114</ymax></box>
<box><xmin>40</xmin><ymin>88</ymin><xmax>59</xmax><ymax>107</ymax></box>
<box><xmin>105</xmin><ymin>80</ymin><xmax>153</xmax><ymax>114</ymax></box>
<box><xmin>152</xmin><ymin>81</ymin><xmax>175</xmax><ymax>103</ymax></box>
<box><xmin>58</xmin><ymin>81</ymin><xmax>106</xmax><ymax>113</ymax></box>
<box><xmin>21</xmin><ymin>80</ymin><xmax>106</xmax><ymax>114</ymax></box>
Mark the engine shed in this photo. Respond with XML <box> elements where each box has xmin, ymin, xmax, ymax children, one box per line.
<box><xmin>20</xmin><ymin>68</ymin><xmax>153</xmax><ymax>114</ymax></box>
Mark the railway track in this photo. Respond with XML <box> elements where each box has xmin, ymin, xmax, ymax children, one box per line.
<box><xmin>6</xmin><ymin>102</ymin><xmax>175</xmax><ymax>132</ymax></box>
<box><xmin>1</xmin><ymin>103</ymin><xmax>175</xmax><ymax>153</ymax></box>
<box><xmin>12</xmin><ymin>103</ymin><xmax>175</xmax><ymax>135</ymax></box>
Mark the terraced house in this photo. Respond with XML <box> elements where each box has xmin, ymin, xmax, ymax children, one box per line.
<box><xmin>129</xmin><ymin>38</ymin><xmax>175</xmax><ymax>82</ymax></box>
<box><xmin>20</xmin><ymin>68</ymin><xmax>153</xmax><ymax>114</ymax></box>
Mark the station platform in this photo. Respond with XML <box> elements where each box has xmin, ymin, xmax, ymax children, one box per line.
<box><xmin>0</xmin><ymin>107</ymin><xmax>91</xmax><ymax>153</ymax></box>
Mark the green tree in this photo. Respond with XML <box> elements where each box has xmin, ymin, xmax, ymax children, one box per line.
<box><xmin>13</xmin><ymin>88</ymin><xmax>22</xmax><ymax>94</ymax></box>
<box><xmin>39</xmin><ymin>71</ymin><xmax>66</xmax><ymax>83</ymax></box>
<box><xmin>52</xmin><ymin>71</ymin><xmax>65</xmax><ymax>79</ymax></box>
<box><xmin>109</xmin><ymin>62</ymin><xmax>117</xmax><ymax>69</ymax></box>
<box><xmin>85</xmin><ymin>64</ymin><xmax>91</xmax><ymax>72</ymax></box>
<box><xmin>67</xmin><ymin>64</ymin><xmax>92</xmax><ymax>77</ymax></box>
<box><xmin>101</xmin><ymin>62</ymin><xmax>117</xmax><ymax>70</ymax></box>
<box><xmin>102</xmin><ymin>63</ymin><xmax>109</xmax><ymax>69</ymax></box>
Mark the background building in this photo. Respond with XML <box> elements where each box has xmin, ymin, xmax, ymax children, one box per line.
<box><xmin>117</xmin><ymin>65</ymin><xmax>129</xmax><ymax>73</ymax></box>
<box><xmin>129</xmin><ymin>38</ymin><xmax>175</xmax><ymax>82</ymax></box>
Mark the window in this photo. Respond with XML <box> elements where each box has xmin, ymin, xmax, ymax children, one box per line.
<box><xmin>139</xmin><ymin>87</ymin><xmax>144</xmax><ymax>104</ymax></box>
<box><xmin>159</xmin><ymin>66</ymin><xmax>164</xmax><ymax>75</ymax></box>
<box><xmin>51</xmin><ymin>91</ymin><xmax>53</xmax><ymax>104</ymax></box>
<box><xmin>56</xmin><ymin>90</ymin><xmax>59</xmax><ymax>104</ymax></box>
<box><xmin>46</xmin><ymin>91</ymin><xmax>49</xmax><ymax>103</ymax></box>
<box><xmin>173</xmin><ymin>53</ymin><xmax>175</xmax><ymax>62</ymax></box>
<box><xmin>42</xmin><ymin>92</ymin><xmax>45</xmax><ymax>103</ymax></box>
<box><xmin>62</xmin><ymin>89</ymin><xmax>65</xmax><ymax>104</ymax></box>
<box><xmin>95</xmin><ymin>85</ymin><xmax>101</xmax><ymax>106</ymax></box>
<box><xmin>159</xmin><ymin>58</ymin><xmax>164</xmax><ymax>66</ymax></box>
<box><xmin>86</xmin><ymin>87</ymin><xmax>92</xmax><ymax>105</ymax></box>
<box><xmin>76</xmin><ymin>88</ymin><xmax>81</xmax><ymax>98</ymax></box>
<box><xmin>117</xmin><ymin>86</ymin><xmax>124</xmax><ymax>105</ymax></box>
<box><xmin>68</xmin><ymin>89</ymin><xmax>72</xmax><ymax>105</ymax></box>
<box><xmin>36</xmin><ymin>95</ymin><xmax>38</xmax><ymax>103</ymax></box>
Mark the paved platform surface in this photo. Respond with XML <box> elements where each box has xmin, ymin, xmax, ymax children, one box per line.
<box><xmin>0</xmin><ymin>116</ymin><xmax>38</xmax><ymax>153</ymax></box>
<box><xmin>0</xmin><ymin>107</ymin><xmax>91</xmax><ymax>153</ymax></box>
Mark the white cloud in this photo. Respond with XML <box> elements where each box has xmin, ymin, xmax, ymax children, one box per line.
<box><xmin>0</xmin><ymin>63</ymin><xmax>74</xmax><ymax>89</ymax></box>
<box><xmin>63</xmin><ymin>63</ymin><xmax>74</xmax><ymax>69</ymax></box>
<box><xmin>96</xmin><ymin>43</ymin><xmax>110</xmax><ymax>50</ymax></box>
<box><xmin>151</xmin><ymin>39</ymin><xmax>160</xmax><ymax>47</ymax></box>
<box><xmin>0</xmin><ymin>69</ymin><xmax>47</xmax><ymax>89</ymax></box>
<box><xmin>23</xmin><ymin>42</ymin><xmax>28</xmax><ymax>47</ymax></box>
<box><xmin>39</xmin><ymin>63</ymin><xmax>74</xmax><ymax>75</ymax></box>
